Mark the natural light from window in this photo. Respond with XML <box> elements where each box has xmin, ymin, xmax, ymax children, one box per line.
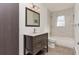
<box><xmin>57</xmin><ymin>15</ymin><xmax>65</xmax><ymax>27</ymax></box>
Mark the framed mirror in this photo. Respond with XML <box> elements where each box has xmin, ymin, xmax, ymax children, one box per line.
<box><xmin>25</xmin><ymin>7</ymin><xmax>40</xmax><ymax>27</ymax></box>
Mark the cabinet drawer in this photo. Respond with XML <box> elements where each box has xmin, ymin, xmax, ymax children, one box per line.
<box><xmin>32</xmin><ymin>34</ymin><xmax>48</xmax><ymax>43</ymax></box>
<box><xmin>33</xmin><ymin>37</ymin><xmax>42</xmax><ymax>43</ymax></box>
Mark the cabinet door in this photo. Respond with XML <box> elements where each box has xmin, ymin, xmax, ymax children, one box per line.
<box><xmin>0</xmin><ymin>5</ymin><xmax>6</xmax><ymax>54</ymax></box>
<box><xmin>0</xmin><ymin>3</ymin><xmax>19</xmax><ymax>55</ymax></box>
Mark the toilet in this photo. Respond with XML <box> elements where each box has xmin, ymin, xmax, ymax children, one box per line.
<box><xmin>48</xmin><ymin>37</ymin><xmax>56</xmax><ymax>48</ymax></box>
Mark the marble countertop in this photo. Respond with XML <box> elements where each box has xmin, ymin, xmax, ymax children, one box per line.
<box><xmin>24</xmin><ymin>32</ymin><xmax>48</xmax><ymax>36</ymax></box>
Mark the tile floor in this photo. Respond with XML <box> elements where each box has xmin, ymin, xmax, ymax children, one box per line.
<box><xmin>45</xmin><ymin>45</ymin><xmax>75</xmax><ymax>55</ymax></box>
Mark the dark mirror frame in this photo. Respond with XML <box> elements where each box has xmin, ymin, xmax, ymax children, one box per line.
<box><xmin>25</xmin><ymin>7</ymin><xmax>40</xmax><ymax>27</ymax></box>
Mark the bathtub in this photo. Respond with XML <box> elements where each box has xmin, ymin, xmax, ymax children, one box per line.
<box><xmin>48</xmin><ymin>36</ymin><xmax>75</xmax><ymax>48</ymax></box>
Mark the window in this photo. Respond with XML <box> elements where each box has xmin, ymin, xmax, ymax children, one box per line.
<box><xmin>57</xmin><ymin>15</ymin><xmax>65</xmax><ymax>27</ymax></box>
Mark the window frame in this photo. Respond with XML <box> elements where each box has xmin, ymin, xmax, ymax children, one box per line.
<box><xmin>57</xmin><ymin>15</ymin><xmax>65</xmax><ymax>27</ymax></box>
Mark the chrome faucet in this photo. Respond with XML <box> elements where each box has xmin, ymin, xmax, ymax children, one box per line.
<box><xmin>33</xmin><ymin>28</ymin><xmax>36</xmax><ymax>33</ymax></box>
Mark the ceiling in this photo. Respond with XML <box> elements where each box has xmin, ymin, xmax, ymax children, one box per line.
<box><xmin>43</xmin><ymin>3</ymin><xmax>74</xmax><ymax>12</ymax></box>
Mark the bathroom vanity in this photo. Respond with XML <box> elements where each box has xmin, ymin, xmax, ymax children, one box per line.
<box><xmin>24</xmin><ymin>33</ymin><xmax>48</xmax><ymax>55</ymax></box>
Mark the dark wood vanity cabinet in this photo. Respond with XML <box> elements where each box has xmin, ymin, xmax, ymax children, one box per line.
<box><xmin>24</xmin><ymin>33</ymin><xmax>48</xmax><ymax>55</ymax></box>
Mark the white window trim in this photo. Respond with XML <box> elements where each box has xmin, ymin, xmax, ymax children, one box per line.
<box><xmin>57</xmin><ymin>15</ymin><xmax>65</xmax><ymax>27</ymax></box>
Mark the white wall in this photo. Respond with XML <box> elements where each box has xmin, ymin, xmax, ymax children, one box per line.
<box><xmin>74</xmin><ymin>3</ymin><xmax>79</xmax><ymax>54</ymax></box>
<box><xmin>47</xmin><ymin>10</ymin><xmax>52</xmax><ymax>37</ymax></box>
<box><xmin>19</xmin><ymin>3</ymin><xmax>49</xmax><ymax>55</ymax></box>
